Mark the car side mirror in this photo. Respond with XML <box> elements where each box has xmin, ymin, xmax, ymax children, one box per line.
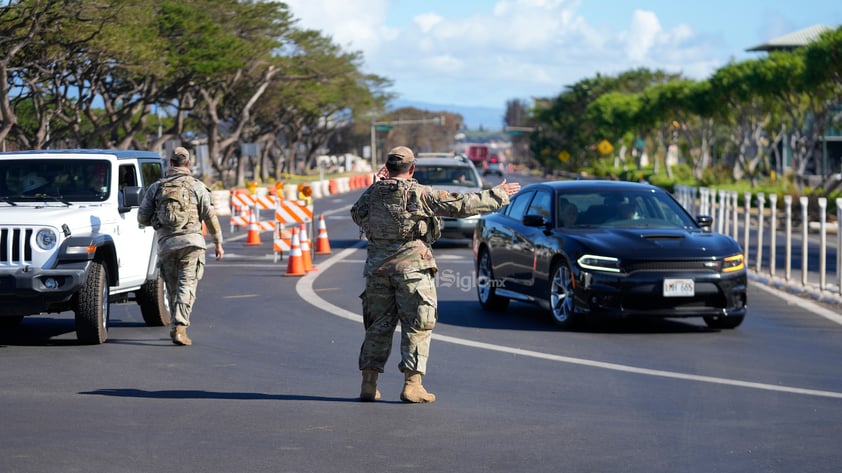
<box><xmin>522</xmin><ymin>214</ymin><xmax>547</xmax><ymax>227</ymax></box>
<box><xmin>696</xmin><ymin>215</ymin><xmax>713</xmax><ymax>230</ymax></box>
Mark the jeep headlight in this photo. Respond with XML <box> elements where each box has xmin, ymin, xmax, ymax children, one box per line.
<box><xmin>36</xmin><ymin>228</ymin><xmax>58</xmax><ymax>250</ymax></box>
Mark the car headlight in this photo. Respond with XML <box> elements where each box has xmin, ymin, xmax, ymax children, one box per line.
<box><xmin>36</xmin><ymin>229</ymin><xmax>58</xmax><ymax>250</ymax></box>
<box><xmin>721</xmin><ymin>254</ymin><xmax>745</xmax><ymax>273</ymax></box>
<box><xmin>577</xmin><ymin>254</ymin><xmax>621</xmax><ymax>273</ymax></box>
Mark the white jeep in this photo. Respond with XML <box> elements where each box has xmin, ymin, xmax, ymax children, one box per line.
<box><xmin>0</xmin><ymin>149</ymin><xmax>170</xmax><ymax>344</ymax></box>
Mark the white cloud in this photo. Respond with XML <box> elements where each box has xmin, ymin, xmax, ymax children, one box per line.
<box><xmin>281</xmin><ymin>0</ymin><xmax>738</xmax><ymax>111</ymax></box>
<box><xmin>625</xmin><ymin>10</ymin><xmax>661</xmax><ymax>62</ymax></box>
<box><xmin>283</xmin><ymin>0</ymin><xmax>389</xmax><ymax>53</ymax></box>
<box><xmin>414</xmin><ymin>12</ymin><xmax>443</xmax><ymax>33</ymax></box>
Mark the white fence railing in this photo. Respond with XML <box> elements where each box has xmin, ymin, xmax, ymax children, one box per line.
<box><xmin>674</xmin><ymin>186</ymin><xmax>842</xmax><ymax>303</ymax></box>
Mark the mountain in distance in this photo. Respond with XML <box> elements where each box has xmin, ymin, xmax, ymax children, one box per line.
<box><xmin>391</xmin><ymin>99</ymin><xmax>505</xmax><ymax>131</ymax></box>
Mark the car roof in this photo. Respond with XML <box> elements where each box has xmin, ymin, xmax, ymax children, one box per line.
<box><xmin>413</xmin><ymin>156</ymin><xmax>475</xmax><ymax>168</ymax></box>
<box><xmin>0</xmin><ymin>149</ymin><xmax>163</xmax><ymax>161</ymax></box>
<box><xmin>521</xmin><ymin>180</ymin><xmax>662</xmax><ymax>193</ymax></box>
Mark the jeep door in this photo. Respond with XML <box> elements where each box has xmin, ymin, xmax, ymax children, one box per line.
<box><xmin>113</xmin><ymin>162</ymin><xmax>157</xmax><ymax>288</ymax></box>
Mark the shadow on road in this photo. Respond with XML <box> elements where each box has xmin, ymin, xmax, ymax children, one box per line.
<box><xmin>0</xmin><ymin>317</ymin><xmax>78</xmax><ymax>346</ymax></box>
<box><xmin>79</xmin><ymin>388</ymin><xmax>395</xmax><ymax>403</ymax></box>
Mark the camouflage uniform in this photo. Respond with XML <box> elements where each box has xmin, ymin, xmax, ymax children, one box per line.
<box><xmin>351</xmin><ymin>176</ymin><xmax>510</xmax><ymax>375</ymax></box>
<box><xmin>138</xmin><ymin>166</ymin><xmax>223</xmax><ymax>329</ymax></box>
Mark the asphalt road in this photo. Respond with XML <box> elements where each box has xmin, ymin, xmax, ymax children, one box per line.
<box><xmin>2</xmin><ymin>187</ymin><xmax>841</xmax><ymax>473</ymax></box>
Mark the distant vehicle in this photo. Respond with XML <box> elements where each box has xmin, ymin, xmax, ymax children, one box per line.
<box><xmin>465</xmin><ymin>144</ymin><xmax>489</xmax><ymax>168</ymax></box>
<box><xmin>473</xmin><ymin>180</ymin><xmax>747</xmax><ymax>329</ymax></box>
<box><xmin>413</xmin><ymin>154</ymin><xmax>485</xmax><ymax>239</ymax></box>
<box><xmin>483</xmin><ymin>155</ymin><xmax>505</xmax><ymax>176</ymax></box>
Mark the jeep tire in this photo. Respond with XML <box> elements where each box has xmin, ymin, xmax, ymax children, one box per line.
<box><xmin>75</xmin><ymin>260</ymin><xmax>109</xmax><ymax>344</ymax></box>
<box><xmin>137</xmin><ymin>272</ymin><xmax>171</xmax><ymax>327</ymax></box>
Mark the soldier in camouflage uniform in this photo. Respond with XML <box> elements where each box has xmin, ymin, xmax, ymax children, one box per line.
<box><xmin>351</xmin><ymin>146</ymin><xmax>520</xmax><ymax>403</ymax></box>
<box><xmin>138</xmin><ymin>147</ymin><xmax>225</xmax><ymax>346</ymax></box>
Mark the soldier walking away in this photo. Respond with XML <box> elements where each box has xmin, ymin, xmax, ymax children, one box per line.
<box><xmin>351</xmin><ymin>146</ymin><xmax>520</xmax><ymax>403</ymax></box>
<box><xmin>138</xmin><ymin>147</ymin><xmax>225</xmax><ymax>346</ymax></box>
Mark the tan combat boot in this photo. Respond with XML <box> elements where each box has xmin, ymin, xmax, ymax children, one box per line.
<box><xmin>400</xmin><ymin>370</ymin><xmax>436</xmax><ymax>403</ymax></box>
<box><xmin>359</xmin><ymin>369</ymin><xmax>381</xmax><ymax>402</ymax></box>
<box><xmin>171</xmin><ymin>325</ymin><xmax>192</xmax><ymax>346</ymax></box>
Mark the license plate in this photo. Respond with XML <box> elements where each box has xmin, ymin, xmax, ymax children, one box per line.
<box><xmin>663</xmin><ymin>278</ymin><xmax>694</xmax><ymax>297</ymax></box>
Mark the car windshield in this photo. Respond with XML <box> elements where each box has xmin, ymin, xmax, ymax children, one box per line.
<box><xmin>413</xmin><ymin>165</ymin><xmax>479</xmax><ymax>188</ymax></box>
<box><xmin>557</xmin><ymin>189</ymin><xmax>697</xmax><ymax>229</ymax></box>
<box><xmin>0</xmin><ymin>159</ymin><xmax>111</xmax><ymax>202</ymax></box>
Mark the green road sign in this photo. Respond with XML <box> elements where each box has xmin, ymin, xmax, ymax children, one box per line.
<box><xmin>375</xmin><ymin>125</ymin><xmax>393</xmax><ymax>131</ymax></box>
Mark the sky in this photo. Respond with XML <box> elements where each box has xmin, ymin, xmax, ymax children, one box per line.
<box><xmin>284</xmin><ymin>0</ymin><xmax>842</xmax><ymax>127</ymax></box>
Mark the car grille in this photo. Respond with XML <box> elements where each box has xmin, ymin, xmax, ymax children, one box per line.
<box><xmin>622</xmin><ymin>292</ymin><xmax>726</xmax><ymax>311</ymax></box>
<box><xmin>624</xmin><ymin>260</ymin><xmax>717</xmax><ymax>273</ymax></box>
<box><xmin>0</xmin><ymin>227</ymin><xmax>33</xmax><ymax>265</ymax></box>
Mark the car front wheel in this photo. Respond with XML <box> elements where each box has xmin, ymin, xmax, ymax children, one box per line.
<box><xmin>75</xmin><ymin>260</ymin><xmax>109</xmax><ymax>344</ymax></box>
<box><xmin>549</xmin><ymin>261</ymin><xmax>580</xmax><ymax>328</ymax></box>
<box><xmin>477</xmin><ymin>249</ymin><xmax>509</xmax><ymax>311</ymax></box>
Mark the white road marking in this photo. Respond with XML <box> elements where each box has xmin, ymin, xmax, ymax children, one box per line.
<box><xmin>294</xmin><ymin>242</ymin><xmax>842</xmax><ymax>400</ymax></box>
<box><xmin>750</xmin><ymin>278</ymin><xmax>842</xmax><ymax>325</ymax></box>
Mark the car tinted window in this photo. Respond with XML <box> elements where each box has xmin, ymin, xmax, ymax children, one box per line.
<box><xmin>505</xmin><ymin>191</ymin><xmax>533</xmax><ymax>220</ymax></box>
<box><xmin>526</xmin><ymin>190</ymin><xmax>552</xmax><ymax>221</ymax></box>
<box><xmin>556</xmin><ymin>189</ymin><xmax>696</xmax><ymax>228</ymax></box>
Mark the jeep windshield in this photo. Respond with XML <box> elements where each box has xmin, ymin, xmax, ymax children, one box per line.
<box><xmin>0</xmin><ymin>159</ymin><xmax>111</xmax><ymax>202</ymax></box>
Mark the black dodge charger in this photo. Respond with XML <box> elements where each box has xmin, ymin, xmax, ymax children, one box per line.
<box><xmin>473</xmin><ymin>180</ymin><xmax>747</xmax><ymax>329</ymax></box>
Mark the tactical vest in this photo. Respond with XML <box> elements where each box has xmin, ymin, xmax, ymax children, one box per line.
<box><xmin>365</xmin><ymin>179</ymin><xmax>441</xmax><ymax>244</ymax></box>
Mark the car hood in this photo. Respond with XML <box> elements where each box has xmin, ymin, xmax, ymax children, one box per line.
<box><xmin>0</xmin><ymin>203</ymin><xmax>116</xmax><ymax>235</ymax></box>
<box><xmin>563</xmin><ymin>227</ymin><xmax>741</xmax><ymax>258</ymax></box>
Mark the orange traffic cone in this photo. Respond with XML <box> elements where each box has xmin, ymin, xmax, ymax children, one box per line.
<box><xmin>299</xmin><ymin>223</ymin><xmax>317</xmax><ymax>271</ymax></box>
<box><xmin>314</xmin><ymin>214</ymin><xmax>332</xmax><ymax>255</ymax></box>
<box><xmin>244</xmin><ymin>209</ymin><xmax>262</xmax><ymax>246</ymax></box>
<box><xmin>283</xmin><ymin>227</ymin><xmax>306</xmax><ymax>277</ymax></box>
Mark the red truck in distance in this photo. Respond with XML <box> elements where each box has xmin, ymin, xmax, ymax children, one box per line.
<box><xmin>466</xmin><ymin>144</ymin><xmax>489</xmax><ymax>167</ymax></box>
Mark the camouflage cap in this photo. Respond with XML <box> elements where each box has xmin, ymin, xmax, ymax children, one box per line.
<box><xmin>386</xmin><ymin>146</ymin><xmax>415</xmax><ymax>164</ymax></box>
<box><xmin>172</xmin><ymin>146</ymin><xmax>190</xmax><ymax>166</ymax></box>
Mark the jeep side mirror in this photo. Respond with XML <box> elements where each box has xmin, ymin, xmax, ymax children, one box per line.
<box><xmin>120</xmin><ymin>186</ymin><xmax>144</xmax><ymax>212</ymax></box>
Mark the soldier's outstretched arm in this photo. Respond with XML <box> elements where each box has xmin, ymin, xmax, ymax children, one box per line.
<box><xmin>424</xmin><ymin>179</ymin><xmax>521</xmax><ymax>218</ymax></box>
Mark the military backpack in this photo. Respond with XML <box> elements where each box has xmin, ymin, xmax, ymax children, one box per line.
<box><xmin>154</xmin><ymin>175</ymin><xmax>197</xmax><ymax>231</ymax></box>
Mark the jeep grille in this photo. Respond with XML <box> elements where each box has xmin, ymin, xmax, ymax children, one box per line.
<box><xmin>0</xmin><ymin>227</ymin><xmax>33</xmax><ymax>265</ymax></box>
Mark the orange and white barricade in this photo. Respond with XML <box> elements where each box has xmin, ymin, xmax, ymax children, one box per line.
<box><xmin>229</xmin><ymin>191</ymin><xmax>255</xmax><ymax>232</ymax></box>
<box><xmin>273</xmin><ymin>225</ymin><xmax>293</xmax><ymax>263</ymax></box>
<box><xmin>272</xmin><ymin>199</ymin><xmax>315</xmax><ymax>262</ymax></box>
<box><xmin>252</xmin><ymin>194</ymin><xmax>277</xmax><ymax>221</ymax></box>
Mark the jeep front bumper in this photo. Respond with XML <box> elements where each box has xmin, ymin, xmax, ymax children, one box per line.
<box><xmin>0</xmin><ymin>264</ymin><xmax>88</xmax><ymax>316</ymax></box>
